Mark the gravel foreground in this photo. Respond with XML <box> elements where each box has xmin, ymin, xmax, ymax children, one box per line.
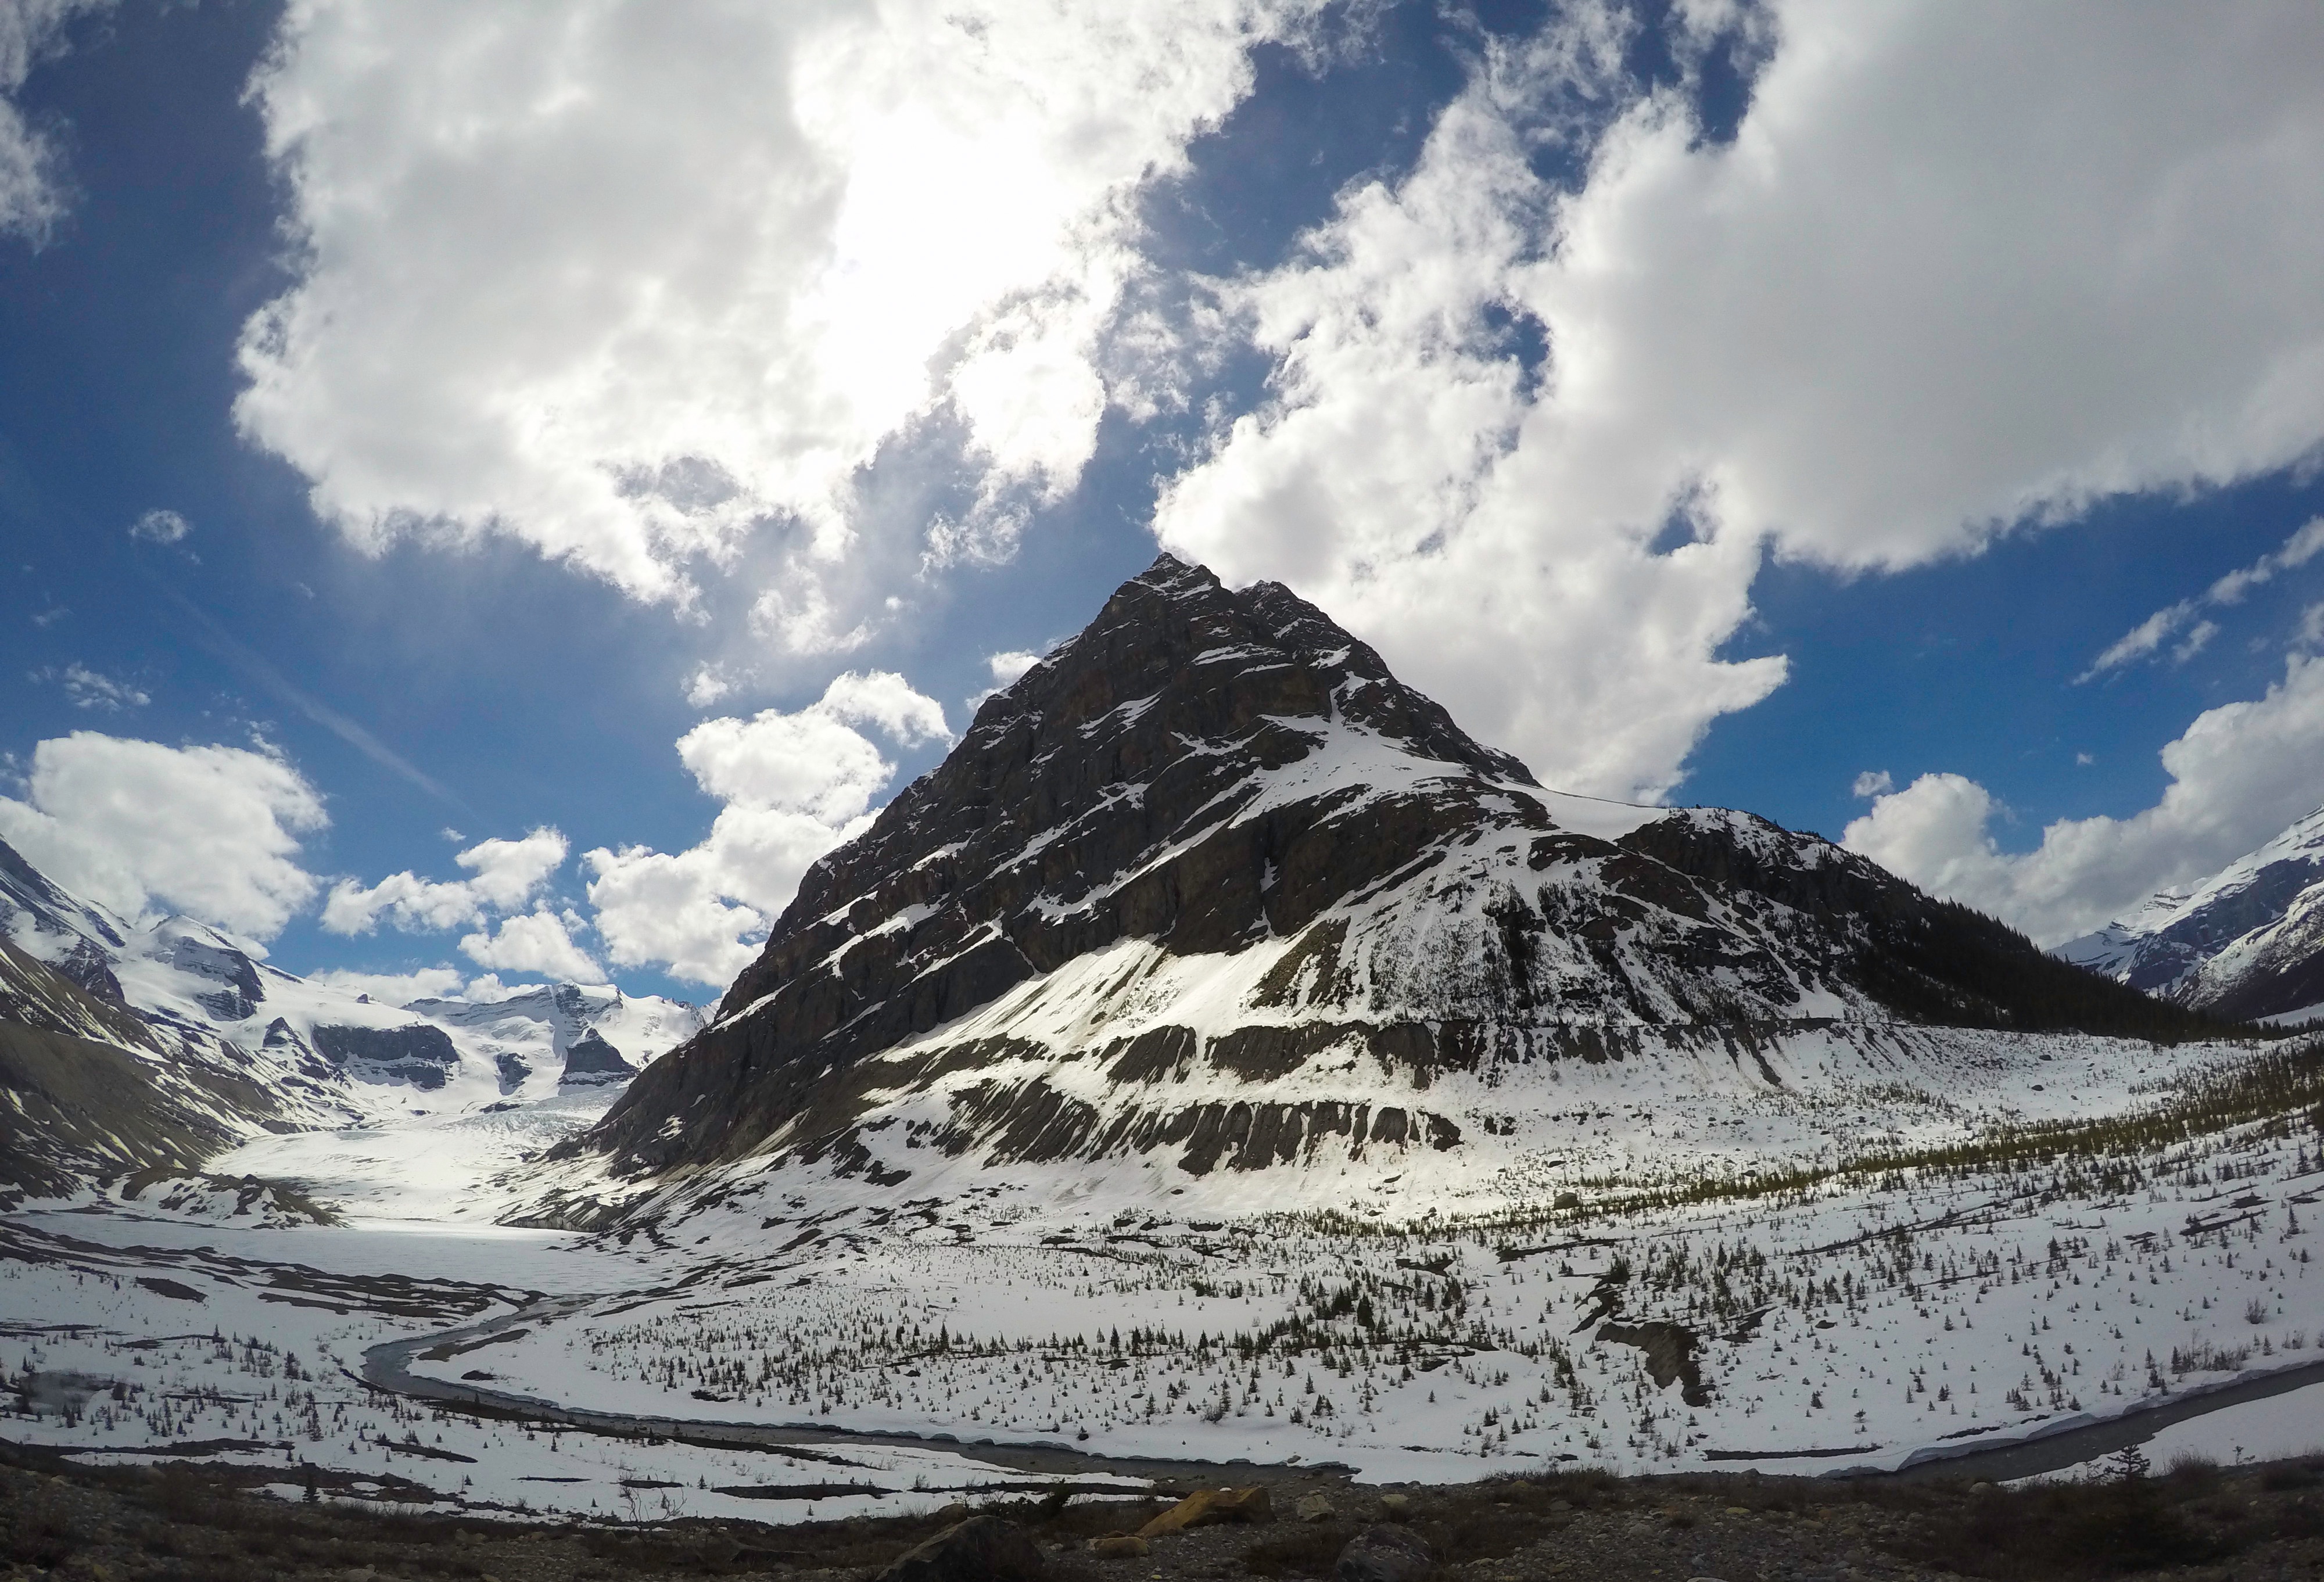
<box><xmin>6</xmin><ymin>1438</ymin><xmax>2323</xmax><ymax>1582</ymax></box>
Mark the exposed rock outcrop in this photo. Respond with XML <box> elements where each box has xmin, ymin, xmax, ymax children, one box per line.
<box><xmin>560</xmin><ymin>1028</ymin><xmax>636</xmax><ymax>1085</ymax></box>
<box><xmin>311</xmin><ymin>1023</ymin><xmax>461</xmax><ymax>1089</ymax></box>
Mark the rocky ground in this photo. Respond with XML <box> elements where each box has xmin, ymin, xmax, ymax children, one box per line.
<box><xmin>7</xmin><ymin>1437</ymin><xmax>2324</xmax><ymax>1582</ymax></box>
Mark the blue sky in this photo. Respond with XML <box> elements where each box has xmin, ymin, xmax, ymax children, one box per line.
<box><xmin>5</xmin><ymin>0</ymin><xmax>2323</xmax><ymax>1005</ymax></box>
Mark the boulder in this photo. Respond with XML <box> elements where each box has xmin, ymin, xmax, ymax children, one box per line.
<box><xmin>1336</xmin><ymin>1525</ymin><xmax>1431</xmax><ymax>1582</ymax></box>
<box><xmin>877</xmin><ymin>1516</ymin><xmax>1045</xmax><ymax>1582</ymax></box>
<box><xmin>1296</xmin><ymin>1494</ymin><xmax>1336</xmax><ymax>1523</ymax></box>
<box><xmin>1376</xmin><ymin>1493</ymin><xmax>1412</xmax><ymax>1519</ymax></box>
<box><xmin>1136</xmin><ymin>1485</ymin><xmax>1274</xmax><ymax>1537</ymax></box>
<box><xmin>1088</xmin><ymin>1536</ymin><xmax>1150</xmax><ymax>1559</ymax></box>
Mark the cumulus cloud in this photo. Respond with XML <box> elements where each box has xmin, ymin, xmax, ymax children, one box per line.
<box><xmin>32</xmin><ymin>663</ymin><xmax>149</xmax><ymax>711</ymax></box>
<box><xmin>456</xmin><ymin>973</ymin><xmax>544</xmax><ymax>1004</ymax></box>
<box><xmin>818</xmin><ymin>669</ymin><xmax>953</xmax><ymax>747</ymax></box>
<box><xmin>2080</xmin><ymin>516</ymin><xmax>2324</xmax><ymax>680</ymax></box>
<box><xmin>674</xmin><ymin>712</ymin><xmax>898</xmax><ymax>828</ymax></box>
<box><xmin>321</xmin><ymin>827</ymin><xmax>568</xmax><ymax>935</ymax></box>
<box><xmin>586</xmin><ymin>670</ymin><xmax>946</xmax><ymax>985</ymax></box>
<box><xmin>0</xmin><ymin>1</ymin><xmax>113</xmax><ymax>243</ymax></box>
<box><xmin>306</xmin><ymin>964</ymin><xmax>467</xmax><ymax>1004</ymax></box>
<box><xmin>964</xmin><ymin>648</ymin><xmax>1042</xmax><ymax>711</ymax></box>
<box><xmin>0</xmin><ymin>731</ymin><xmax>326</xmax><ymax>937</ymax></box>
<box><xmin>127</xmin><ymin>508</ymin><xmax>191</xmax><ymax>544</ymax></box>
<box><xmin>235</xmin><ymin>0</ymin><xmax>1321</xmax><ymax>634</ymax></box>
<box><xmin>986</xmin><ymin>651</ymin><xmax>1039</xmax><ymax>688</ymax></box>
<box><xmin>1850</xmin><ymin>770</ymin><xmax>1893</xmax><ymax>799</ymax></box>
<box><xmin>459</xmin><ymin>907</ymin><xmax>604</xmax><ymax>983</ymax></box>
<box><xmin>1157</xmin><ymin>0</ymin><xmax>2324</xmax><ymax>798</ymax></box>
<box><xmin>684</xmin><ymin>663</ymin><xmax>735</xmax><ymax>710</ymax></box>
<box><xmin>1844</xmin><ymin>654</ymin><xmax>2324</xmax><ymax>944</ymax></box>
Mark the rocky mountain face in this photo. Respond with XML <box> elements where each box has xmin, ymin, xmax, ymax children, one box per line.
<box><xmin>537</xmin><ymin>555</ymin><xmax>2215</xmax><ymax>1221</ymax></box>
<box><xmin>0</xmin><ymin>836</ymin><xmax>702</xmax><ymax>1200</ymax></box>
<box><xmin>2059</xmin><ymin>805</ymin><xmax>2324</xmax><ymax>1023</ymax></box>
<box><xmin>0</xmin><ymin>939</ymin><xmax>272</xmax><ymax>1196</ymax></box>
<box><xmin>561</xmin><ymin>1028</ymin><xmax>637</xmax><ymax>1085</ymax></box>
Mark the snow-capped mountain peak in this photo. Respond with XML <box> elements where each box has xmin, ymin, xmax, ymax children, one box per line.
<box><xmin>2057</xmin><ymin>802</ymin><xmax>2324</xmax><ymax>1021</ymax></box>
<box><xmin>521</xmin><ymin>554</ymin><xmax>2218</xmax><ymax>1228</ymax></box>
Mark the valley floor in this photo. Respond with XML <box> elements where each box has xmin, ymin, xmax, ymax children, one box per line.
<box><xmin>4</xmin><ymin>1030</ymin><xmax>2322</xmax><ymax>1536</ymax></box>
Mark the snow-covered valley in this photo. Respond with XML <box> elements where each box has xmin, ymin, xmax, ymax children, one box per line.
<box><xmin>8</xmin><ymin>557</ymin><xmax>2324</xmax><ymax>1528</ymax></box>
<box><xmin>7</xmin><ymin>1019</ymin><xmax>2322</xmax><ymax>1522</ymax></box>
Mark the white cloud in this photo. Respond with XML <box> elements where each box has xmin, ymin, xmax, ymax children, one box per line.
<box><xmin>964</xmin><ymin>648</ymin><xmax>1042</xmax><ymax>711</ymax></box>
<box><xmin>321</xmin><ymin>826</ymin><xmax>568</xmax><ymax>935</ymax></box>
<box><xmin>235</xmin><ymin>0</ymin><xmax>1321</xmax><ymax>629</ymax></box>
<box><xmin>32</xmin><ymin>663</ymin><xmax>149</xmax><ymax>711</ymax></box>
<box><xmin>2300</xmin><ymin>602</ymin><xmax>2324</xmax><ymax>649</ymax></box>
<box><xmin>585</xmin><ymin>813</ymin><xmax>843</xmax><ymax>988</ymax></box>
<box><xmin>2212</xmin><ymin>518</ymin><xmax>2324</xmax><ymax>602</ymax></box>
<box><xmin>2173</xmin><ymin>619</ymin><xmax>2219</xmax><ymax>663</ymax></box>
<box><xmin>1850</xmin><ymin>770</ymin><xmax>1892</xmax><ymax>799</ymax></box>
<box><xmin>1844</xmin><ymin>654</ymin><xmax>2324</xmax><ymax>944</ymax></box>
<box><xmin>2081</xmin><ymin>516</ymin><xmax>2324</xmax><ymax>679</ymax></box>
<box><xmin>306</xmin><ymin>964</ymin><xmax>467</xmax><ymax>1005</ymax></box>
<box><xmin>684</xmin><ymin>663</ymin><xmax>735</xmax><ymax>710</ymax></box>
<box><xmin>127</xmin><ymin>508</ymin><xmax>191</xmax><ymax>544</ymax></box>
<box><xmin>1157</xmin><ymin>15</ymin><xmax>1779</xmax><ymax>799</ymax></box>
<box><xmin>585</xmin><ymin>670</ymin><xmax>945</xmax><ymax>985</ymax></box>
<box><xmin>457</xmin><ymin>828</ymin><xmax>573</xmax><ymax>909</ymax></box>
<box><xmin>457</xmin><ymin>973</ymin><xmax>544</xmax><ymax>1003</ymax></box>
<box><xmin>0</xmin><ymin>731</ymin><xmax>326</xmax><ymax>937</ymax></box>
<box><xmin>675</xmin><ymin>713</ymin><xmax>896</xmax><ymax>828</ymax></box>
<box><xmin>986</xmin><ymin>650</ymin><xmax>1039</xmax><ymax>688</ymax></box>
<box><xmin>818</xmin><ymin>669</ymin><xmax>953</xmax><ymax>747</ymax></box>
<box><xmin>0</xmin><ymin>1</ymin><xmax>114</xmax><ymax>243</ymax></box>
<box><xmin>459</xmin><ymin>907</ymin><xmax>604</xmax><ymax>984</ymax></box>
<box><xmin>1158</xmin><ymin>1</ymin><xmax>2324</xmax><ymax>798</ymax></box>
<box><xmin>2082</xmin><ymin>601</ymin><xmax>2199</xmax><ymax>679</ymax></box>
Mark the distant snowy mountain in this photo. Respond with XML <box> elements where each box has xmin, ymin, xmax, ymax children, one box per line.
<box><xmin>2058</xmin><ymin>804</ymin><xmax>2324</xmax><ymax>1024</ymax></box>
<box><xmin>0</xmin><ymin>834</ymin><xmax>702</xmax><ymax>1201</ymax></box>
<box><xmin>522</xmin><ymin>554</ymin><xmax>2220</xmax><ymax>1229</ymax></box>
<box><xmin>403</xmin><ymin>981</ymin><xmax>690</xmax><ymax>1088</ymax></box>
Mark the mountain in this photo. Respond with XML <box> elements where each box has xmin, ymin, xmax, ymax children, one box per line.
<box><xmin>0</xmin><ymin>938</ymin><xmax>276</xmax><ymax>1197</ymax></box>
<box><xmin>2058</xmin><ymin>804</ymin><xmax>2324</xmax><ymax>1024</ymax></box>
<box><xmin>0</xmin><ymin>835</ymin><xmax>704</xmax><ymax>1202</ymax></box>
<box><xmin>403</xmin><ymin>981</ymin><xmax>688</xmax><ymax>1088</ymax></box>
<box><xmin>525</xmin><ymin>554</ymin><xmax>2221</xmax><ymax>1226</ymax></box>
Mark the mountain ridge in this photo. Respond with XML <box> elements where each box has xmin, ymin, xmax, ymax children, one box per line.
<box><xmin>2059</xmin><ymin>803</ymin><xmax>2324</xmax><ymax>1023</ymax></box>
<box><xmin>529</xmin><ymin>555</ymin><xmax>2227</xmax><ymax>1225</ymax></box>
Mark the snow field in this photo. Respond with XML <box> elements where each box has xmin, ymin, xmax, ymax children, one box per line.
<box><xmin>0</xmin><ymin>1215</ymin><xmax>1111</xmax><ymax>1523</ymax></box>
<box><xmin>415</xmin><ymin>1112</ymin><xmax>2324</xmax><ymax>1485</ymax></box>
<box><xmin>207</xmin><ymin>1086</ymin><xmax>630</xmax><ymax>1222</ymax></box>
